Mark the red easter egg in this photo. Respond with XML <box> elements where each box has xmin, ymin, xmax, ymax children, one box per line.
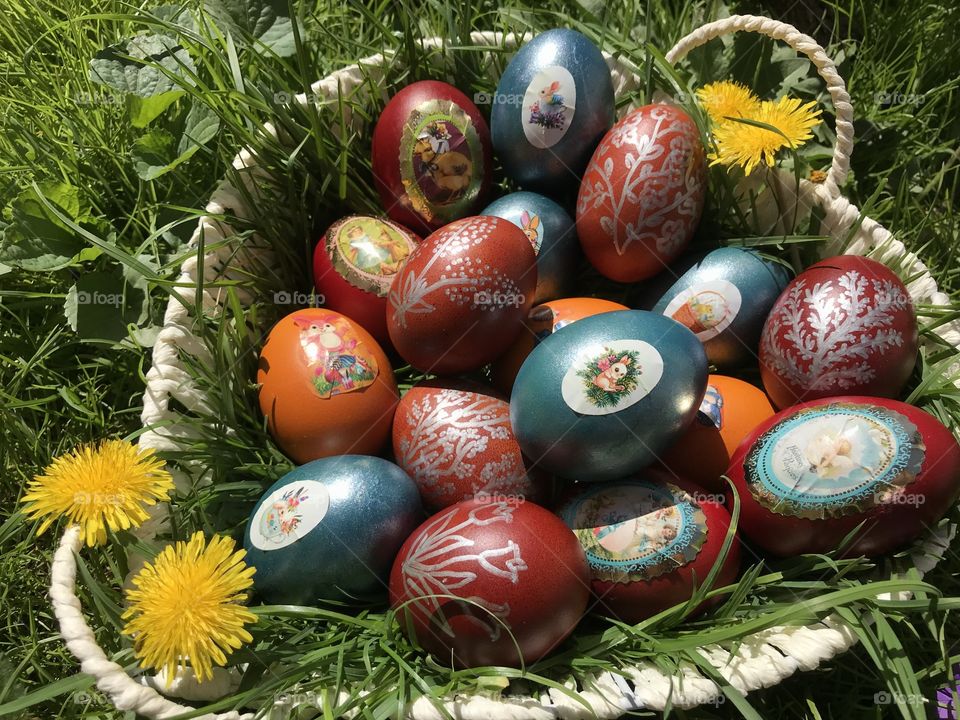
<box><xmin>576</xmin><ymin>104</ymin><xmax>706</xmax><ymax>282</ymax></box>
<box><xmin>389</xmin><ymin>498</ymin><xmax>590</xmax><ymax>667</ymax></box>
<box><xmin>557</xmin><ymin>471</ymin><xmax>740</xmax><ymax>624</ymax></box>
<box><xmin>392</xmin><ymin>380</ymin><xmax>545</xmax><ymax>510</ymax></box>
<box><xmin>725</xmin><ymin>396</ymin><xmax>960</xmax><ymax>557</ymax></box>
<box><xmin>372</xmin><ymin>80</ymin><xmax>493</xmax><ymax>234</ymax></box>
<box><xmin>312</xmin><ymin>215</ymin><xmax>421</xmax><ymax>344</ymax></box>
<box><xmin>491</xmin><ymin>297</ymin><xmax>629</xmax><ymax>394</ymax></box>
<box><xmin>257</xmin><ymin>309</ymin><xmax>398</xmax><ymax>464</ymax></box>
<box><xmin>386</xmin><ymin>215</ymin><xmax>537</xmax><ymax>374</ymax></box>
<box><xmin>659</xmin><ymin>375</ymin><xmax>776</xmax><ymax>491</ymax></box>
<box><xmin>759</xmin><ymin>255</ymin><xmax>919</xmax><ymax>409</ymax></box>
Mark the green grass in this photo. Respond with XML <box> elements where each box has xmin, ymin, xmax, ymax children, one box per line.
<box><xmin>2</xmin><ymin>0</ymin><xmax>960</xmax><ymax>718</ymax></box>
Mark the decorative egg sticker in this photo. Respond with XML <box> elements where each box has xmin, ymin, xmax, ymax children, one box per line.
<box><xmin>759</xmin><ymin>255</ymin><xmax>918</xmax><ymax>408</ymax></box>
<box><xmin>522</xmin><ymin>66</ymin><xmax>577</xmax><ymax>149</ymax></box>
<box><xmin>386</xmin><ymin>215</ymin><xmax>536</xmax><ymax>374</ymax></box>
<box><xmin>577</xmin><ymin>104</ymin><xmax>706</xmax><ymax>282</ymax></box>
<box><xmin>249</xmin><ymin>482</ymin><xmax>329</xmax><ymax>551</ymax></box>
<box><xmin>662</xmin><ymin>280</ymin><xmax>741</xmax><ymax>340</ymax></box>
<box><xmin>372</xmin><ymin>81</ymin><xmax>492</xmax><ymax>233</ymax></box>
<box><xmin>258</xmin><ymin>309</ymin><xmax>398</xmax><ymax>464</ymax></box>
<box><xmin>559</xmin><ymin>339</ymin><xmax>664</xmax><ymax>416</ymax></box>
<box><xmin>389</xmin><ymin>498</ymin><xmax>590</xmax><ymax>667</ymax></box>
<box><xmin>726</xmin><ymin>396</ymin><xmax>960</xmax><ymax>557</ymax></box>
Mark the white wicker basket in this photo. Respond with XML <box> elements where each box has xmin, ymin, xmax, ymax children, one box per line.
<box><xmin>48</xmin><ymin>15</ymin><xmax>960</xmax><ymax>720</ymax></box>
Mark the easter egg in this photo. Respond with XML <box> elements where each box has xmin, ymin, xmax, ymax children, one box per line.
<box><xmin>726</xmin><ymin>396</ymin><xmax>960</xmax><ymax>557</ymax></box>
<box><xmin>759</xmin><ymin>256</ymin><xmax>919</xmax><ymax>409</ymax></box>
<box><xmin>492</xmin><ymin>297</ymin><xmax>629</xmax><ymax>394</ymax></box>
<box><xmin>659</xmin><ymin>376</ymin><xmax>776</xmax><ymax>491</ymax></box>
<box><xmin>490</xmin><ymin>29</ymin><xmax>614</xmax><ymax>192</ymax></box>
<box><xmin>481</xmin><ymin>191</ymin><xmax>579</xmax><ymax>303</ymax></box>
<box><xmin>372</xmin><ymin>80</ymin><xmax>492</xmax><ymax>234</ymax></box>
<box><xmin>258</xmin><ymin>309</ymin><xmax>398</xmax><ymax>464</ymax></box>
<box><xmin>557</xmin><ymin>473</ymin><xmax>740</xmax><ymax>623</ymax></box>
<box><xmin>244</xmin><ymin>456</ymin><xmax>422</xmax><ymax>604</ymax></box>
<box><xmin>577</xmin><ymin>104</ymin><xmax>707</xmax><ymax>282</ymax></box>
<box><xmin>312</xmin><ymin>215</ymin><xmax>420</xmax><ymax>344</ymax></box>
<box><xmin>386</xmin><ymin>215</ymin><xmax>537</xmax><ymax>374</ymax></box>
<box><xmin>389</xmin><ymin>498</ymin><xmax>590</xmax><ymax>667</ymax></box>
<box><xmin>652</xmin><ymin>247</ymin><xmax>791</xmax><ymax>368</ymax></box>
<box><xmin>511</xmin><ymin>310</ymin><xmax>708</xmax><ymax>481</ymax></box>
<box><xmin>392</xmin><ymin>380</ymin><xmax>545</xmax><ymax>510</ymax></box>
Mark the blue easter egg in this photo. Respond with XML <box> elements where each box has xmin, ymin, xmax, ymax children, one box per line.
<box><xmin>652</xmin><ymin>247</ymin><xmax>792</xmax><ymax>369</ymax></box>
<box><xmin>243</xmin><ymin>455</ymin><xmax>422</xmax><ymax>604</ymax></box>
<box><xmin>481</xmin><ymin>191</ymin><xmax>579</xmax><ymax>302</ymax></box>
<box><xmin>491</xmin><ymin>29</ymin><xmax>614</xmax><ymax>192</ymax></box>
<box><xmin>510</xmin><ymin>310</ymin><xmax>708</xmax><ymax>481</ymax></box>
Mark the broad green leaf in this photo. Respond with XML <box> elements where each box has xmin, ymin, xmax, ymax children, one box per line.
<box><xmin>64</xmin><ymin>268</ymin><xmax>149</xmax><ymax>343</ymax></box>
<box><xmin>90</xmin><ymin>33</ymin><xmax>196</xmax><ymax>97</ymax></box>
<box><xmin>127</xmin><ymin>90</ymin><xmax>184</xmax><ymax>128</ymax></box>
<box><xmin>178</xmin><ymin>100</ymin><xmax>221</xmax><ymax>155</ymax></box>
<box><xmin>131</xmin><ymin>128</ymin><xmax>203</xmax><ymax>180</ymax></box>
<box><xmin>203</xmin><ymin>0</ymin><xmax>297</xmax><ymax>56</ymax></box>
<box><xmin>0</xmin><ymin>182</ymin><xmax>88</xmax><ymax>271</ymax></box>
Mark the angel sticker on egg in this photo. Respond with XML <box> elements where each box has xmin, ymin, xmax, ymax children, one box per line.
<box><xmin>293</xmin><ymin>314</ymin><xmax>378</xmax><ymax>398</ymax></box>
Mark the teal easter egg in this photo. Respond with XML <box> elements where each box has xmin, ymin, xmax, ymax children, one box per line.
<box><xmin>652</xmin><ymin>247</ymin><xmax>791</xmax><ymax>368</ymax></box>
<box><xmin>490</xmin><ymin>29</ymin><xmax>614</xmax><ymax>193</ymax></box>
<box><xmin>243</xmin><ymin>455</ymin><xmax>422</xmax><ymax>604</ymax></box>
<box><xmin>510</xmin><ymin>310</ymin><xmax>708</xmax><ymax>481</ymax></box>
<box><xmin>481</xmin><ymin>191</ymin><xmax>578</xmax><ymax>302</ymax></box>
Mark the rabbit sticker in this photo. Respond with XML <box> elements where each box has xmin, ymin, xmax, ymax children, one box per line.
<box><xmin>519</xmin><ymin>210</ymin><xmax>543</xmax><ymax>253</ymax></box>
<box><xmin>561</xmin><ymin>340</ymin><xmax>664</xmax><ymax>415</ymax></box>
<box><xmin>522</xmin><ymin>66</ymin><xmax>577</xmax><ymax>149</ymax></box>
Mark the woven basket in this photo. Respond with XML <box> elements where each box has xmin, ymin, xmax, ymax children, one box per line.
<box><xmin>48</xmin><ymin>14</ymin><xmax>960</xmax><ymax>720</ymax></box>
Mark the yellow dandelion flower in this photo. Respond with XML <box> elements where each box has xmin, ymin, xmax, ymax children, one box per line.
<box><xmin>21</xmin><ymin>440</ymin><xmax>175</xmax><ymax>547</ymax></box>
<box><xmin>708</xmin><ymin>96</ymin><xmax>822</xmax><ymax>175</ymax></box>
<box><xmin>696</xmin><ymin>80</ymin><xmax>760</xmax><ymax>125</ymax></box>
<box><xmin>122</xmin><ymin>532</ymin><xmax>257</xmax><ymax>684</ymax></box>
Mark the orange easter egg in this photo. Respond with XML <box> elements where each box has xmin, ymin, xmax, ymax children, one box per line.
<box><xmin>658</xmin><ymin>375</ymin><xmax>774</xmax><ymax>492</ymax></box>
<box><xmin>258</xmin><ymin>309</ymin><xmax>399</xmax><ymax>463</ymax></box>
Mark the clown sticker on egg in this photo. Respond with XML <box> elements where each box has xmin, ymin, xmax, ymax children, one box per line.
<box><xmin>294</xmin><ymin>314</ymin><xmax>379</xmax><ymax>398</ymax></box>
<box><xmin>663</xmin><ymin>280</ymin><xmax>742</xmax><ymax>341</ymax></box>
<box><xmin>327</xmin><ymin>217</ymin><xmax>415</xmax><ymax>296</ymax></box>
<box><xmin>522</xmin><ymin>67</ymin><xmax>576</xmax><ymax>149</ymax></box>
<box><xmin>249</xmin><ymin>481</ymin><xmax>330</xmax><ymax>551</ymax></box>
<box><xmin>400</xmin><ymin>100</ymin><xmax>483</xmax><ymax>225</ymax></box>
<box><xmin>565</xmin><ymin>482</ymin><xmax>707</xmax><ymax>582</ymax></box>
<box><xmin>744</xmin><ymin>402</ymin><xmax>925</xmax><ymax>519</ymax></box>
<box><xmin>560</xmin><ymin>340</ymin><xmax>664</xmax><ymax>415</ymax></box>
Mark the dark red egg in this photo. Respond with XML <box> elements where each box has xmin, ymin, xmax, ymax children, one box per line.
<box><xmin>576</xmin><ymin>104</ymin><xmax>706</xmax><ymax>282</ymax></box>
<box><xmin>389</xmin><ymin>498</ymin><xmax>590</xmax><ymax>667</ymax></box>
<box><xmin>386</xmin><ymin>215</ymin><xmax>537</xmax><ymax>374</ymax></box>
<box><xmin>392</xmin><ymin>379</ymin><xmax>545</xmax><ymax>510</ymax></box>
<box><xmin>372</xmin><ymin>80</ymin><xmax>493</xmax><ymax>235</ymax></box>
<box><xmin>312</xmin><ymin>215</ymin><xmax>420</xmax><ymax>344</ymax></box>
<box><xmin>725</xmin><ymin>396</ymin><xmax>960</xmax><ymax>557</ymax></box>
<box><xmin>557</xmin><ymin>472</ymin><xmax>740</xmax><ymax>624</ymax></box>
<box><xmin>759</xmin><ymin>255</ymin><xmax>919</xmax><ymax>409</ymax></box>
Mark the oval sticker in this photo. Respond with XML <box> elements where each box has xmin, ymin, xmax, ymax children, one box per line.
<box><xmin>293</xmin><ymin>313</ymin><xmax>379</xmax><ymax>398</ymax></box>
<box><xmin>663</xmin><ymin>279</ymin><xmax>742</xmax><ymax>341</ymax></box>
<box><xmin>327</xmin><ymin>216</ymin><xmax>416</xmax><ymax>296</ymax></box>
<box><xmin>522</xmin><ymin>66</ymin><xmax>577</xmax><ymax>149</ymax></box>
<box><xmin>561</xmin><ymin>339</ymin><xmax>663</xmax><ymax>415</ymax></box>
<box><xmin>250</xmin><ymin>480</ymin><xmax>330</xmax><ymax>551</ymax></box>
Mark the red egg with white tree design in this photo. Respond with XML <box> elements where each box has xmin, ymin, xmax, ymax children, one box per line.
<box><xmin>556</xmin><ymin>472</ymin><xmax>740</xmax><ymax>624</ymax></box>
<box><xmin>312</xmin><ymin>215</ymin><xmax>420</xmax><ymax>345</ymax></box>
<box><xmin>386</xmin><ymin>215</ymin><xmax>537</xmax><ymax>374</ymax></box>
<box><xmin>725</xmin><ymin>396</ymin><xmax>960</xmax><ymax>557</ymax></box>
<box><xmin>576</xmin><ymin>103</ymin><xmax>706</xmax><ymax>282</ymax></box>
<box><xmin>392</xmin><ymin>379</ymin><xmax>545</xmax><ymax>511</ymax></box>
<box><xmin>389</xmin><ymin>498</ymin><xmax>590</xmax><ymax>667</ymax></box>
<box><xmin>759</xmin><ymin>255</ymin><xmax>919</xmax><ymax>409</ymax></box>
<box><xmin>372</xmin><ymin>80</ymin><xmax>492</xmax><ymax>235</ymax></box>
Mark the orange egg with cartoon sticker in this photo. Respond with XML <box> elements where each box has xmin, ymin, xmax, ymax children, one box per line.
<box><xmin>258</xmin><ymin>309</ymin><xmax>399</xmax><ymax>464</ymax></box>
<box><xmin>658</xmin><ymin>375</ymin><xmax>775</xmax><ymax>492</ymax></box>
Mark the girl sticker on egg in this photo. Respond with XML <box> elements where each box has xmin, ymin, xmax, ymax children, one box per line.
<box><xmin>744</xmin><ymin>402</ymin><xmax>926</xmax><ymax>519</ymax></box>
<box><xmin>522</xmin><ymin>66</ymin><xmax>577</xmax><ymax>149</ymax></box>
<box><xmin>662</xmin><ymin>279</ymin><xmax>742</xmax><ymax>341</ymax></box>
<box><xmin>292</xmin><ymin>314</ymin><xmax>379</xmax><ymax>399</ymax></box>
<box><xmin>250</xmin><ymin>481</ymin><xmax>331</xmax><ymax>551</ymax></box>
<box><xmin>567</xmin><ymin>482</ymin><xmax>707</xmax><ymax>582</ymax></box>
<box><xmin>561</xmin><ymin>340</ymin><xmax>663</xmax><ymax>415</ymax></box>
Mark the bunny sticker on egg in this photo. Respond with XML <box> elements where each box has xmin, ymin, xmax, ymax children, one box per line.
<box><xmin>522</xmin><ymin>67</ymin><xmax>577</xmax><ymax>149</ymax></box>
<box><xmin>293</xmin><ymin>314</ymin><xmax>379</xmax><ymax>399</ymax></box>
<box><xmin>561</xmin><ymin>340</ymin><xmax>664</xmax><ymax>416</ymax></box>
<box><xmin>519</xmin><ymin>210</ymin><xmax>543</xmax><ymax>253</ymax></box>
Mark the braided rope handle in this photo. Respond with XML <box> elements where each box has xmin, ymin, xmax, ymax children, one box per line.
<box><xmin>666</xmin><ymin>14</ymin><xmax>855</xmax><ymax>200</ymax></box>
<box><xmin>48</xmin><ymin>23</ymin><xmax>959</xmax><ymax>720</ymax></box>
